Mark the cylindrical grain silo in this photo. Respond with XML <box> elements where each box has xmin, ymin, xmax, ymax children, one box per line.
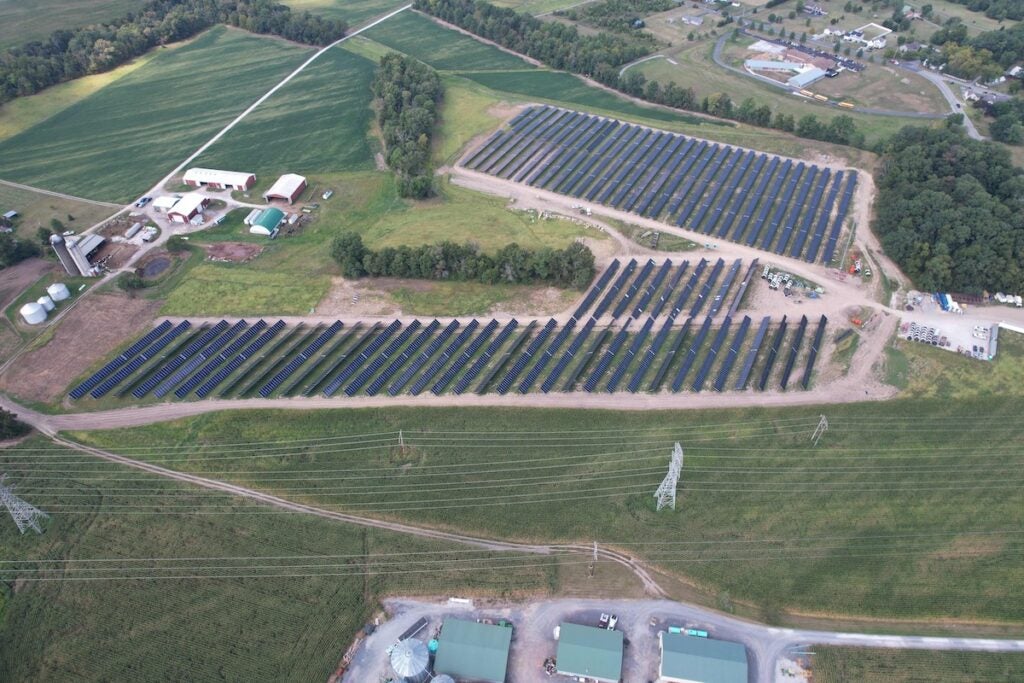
<box><xmin>36</xmin><ymin>295</ymin><xmax>55</xmax><ymax>312</ymax></box>
<box><xmin>47</xmin><ymin>283</ymin><xmax>71</xmax><ymax>301</ymax></box>
<box><xmin>390</xmin><ymin>638</ymin><xmax>430</xmax><ymax>683</ymax></box>
<box><xmin>20</xmin><ymin>302</ymin><xmax>47</xmax><ymax>325</ymax></box>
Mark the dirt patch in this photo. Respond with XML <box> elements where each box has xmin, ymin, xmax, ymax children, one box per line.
<box><xmin>204</xmin><ymin>242</ymin><xmax>263</xmax><ymax>263</ymax></box>
<box><xmin>375</xmin><ymin>152</ymin><xmax>388</xmax><ymax>172</ymax></box>
<box><xmin>316</xmin><ymin>277</ymin><xmax>402</xmax><ymax>317</ymax></box>
<box><xmin>489</xmin><ymin>285</ymin><xmax>577</xmax><ymax>317</ymax></box>
<box><xmin>0</xmin><ymin>293</ymin><xmax>162</xmax><ymax>403</ymax></box>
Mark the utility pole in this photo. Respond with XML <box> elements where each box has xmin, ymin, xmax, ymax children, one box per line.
<box><xmin>654</xmin><ymin>443</ymin><xmax>683</xmax><ymax>511</ymax></box>
<box><xmin>0</xmin><ymin>475</ymin><xmax>48</xmax><ymax>535</ymax></box>
<box><xmin>589</xmin><ymin>541</ymin><xmax>597</xmax><ymax>578</ymax></box>
<box><xmin>811</xmin><ymin>415</ymin><xmax>829</xmax><ymax>446</ymax></box>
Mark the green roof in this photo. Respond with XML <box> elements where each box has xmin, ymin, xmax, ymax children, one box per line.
<box><xmin>556</xmin><ymin>623</ymin><xmax>622</xmax><ymax>682</ymax></box>
<box><xmin>254</xmin><ymin>207</ymin><xmax>284</xmax><ymax>231</ymax></box>
<box><xmin>434</xmin><ymin>618</ymin><xmax>512</xmax><ymax>683</ymax></box>
<box><xmin>660</xmin><ymin>633</ymin><xmax>747</xmax><ymax>683</ymax></box>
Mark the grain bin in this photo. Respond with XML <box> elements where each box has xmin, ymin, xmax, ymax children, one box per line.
<box><xmin>36</xmin><ymin>295</ymin><xmax>55</xmax><ymax>312</ymax></box>
<box><xmin>390</xmin><ymin>638</ymin><xmax>430</xmax><ymax>683</ymax></box>
<box><xmin>20</xmin><ymin>302</ymin><xmax>46</xmax><ymax>325</ymax></box>
<box><xmin>47</xmin><ymin>282</ymin><xmax>70</xmax><ymax>301</ymax></box>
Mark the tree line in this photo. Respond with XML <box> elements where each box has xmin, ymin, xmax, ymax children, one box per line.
<box><xmin>946</xmin><ymin>0</ymin><xmax>1024</xmax><ymax>22</ymax></box>
<box><xmin>0</xmin><ymin>233</ymin><xmax>40</xmax><ymax>271</ymax></box>
<box><xmin>559</xmin><ymin>0</ymin><xmax>675</xmax><ymax>36</ymax></box>
<box><xmin>873</xmin><ymin>126</ymin><xmax>1024</xmax><ymax>295</ymax></box>
<box><xmin>372</xmin><ymin>54</ymin><xmax>443</xmax><ymax>199</ymax></box>
<box><xmin>414</xmin><ymin>0</ymin><xmax>869</xmax><ymax>149</ymax></box>
<box><xmin>0</xmin><ymin>0</ymin><xmax>347</xmax><ymax>105</ymax></box>
<box><xmin>331</xmin><ymin>232</ymin><xmax>596</xmax><ymax>289</ymax></box>
<box><xmin>0</xmin><ymin>408</ymin><xmax>31</xmax><ymax>440</ymax></box>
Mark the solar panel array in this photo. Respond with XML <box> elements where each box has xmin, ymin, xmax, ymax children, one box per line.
<box><xmin>463</xmin><ymin>105</ymin><xmax>857</xmax><ymax>263</ymax></box>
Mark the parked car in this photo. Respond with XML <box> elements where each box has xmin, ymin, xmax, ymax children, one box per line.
<box><xmin>607</xmin><ymin>615</ymin><xmax>618</xmax><ymax>630</ymax></box>
<box><xmin>134</xmin><ymin>196</ymin><xmax>152</xmax><ymax>208</ymax></box>
<box><xmin>598</xmin><ymin>613</ymin><xmax>610</xmax><ymax>629</ymax></box>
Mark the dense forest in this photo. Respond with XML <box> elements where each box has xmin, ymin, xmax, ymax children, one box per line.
<box><xmin>559</xmin><ymin>0</ymin><xmax>674</xmax><ymax>35</ymax></box>
<box><xmin>0</xmin><ymin>0</ymin><xmax>346</xmax><ymax>104</ymax></box>
<box><xmin>928</xmin><ymin>20</ymin><xmax>1024</xmax><ymax>79</ymax></box>
<box><xmin>873</xmin><ymin>127</ymin><xmax>1024</xmax><ymax>294</ymax></box>
<box><xmin>415</xmin><ymin>0</ymin><xmax>869</xmax><ymax>148</ymax></box>
<box><xmin>947</xmin><ymin>0</ymin><xmax>1024</xmax><ymax>22</ymax></box>
<box><xmin>0</xmin><ymin>234</ymin><xmax>40</xmax><ymax>271</ymax></box>
<box><xmin>332</xmin><ymin>232</ymin><xmax>596</xmax><ymax>289</ymax></box>
<box><xmin>372</xmin><ymin>54</ymin><xmax>443</xmax><ymax>199</ymax></box>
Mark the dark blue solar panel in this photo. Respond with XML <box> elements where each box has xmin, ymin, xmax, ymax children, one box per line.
<box><xmin>735</xmin><ymin>316</ymin><xmax>771</xmax><ymax>390</ymax></box>
<box><xmin>648</xmin><ymin>140</ymin><xmax>708</xmax><ymax>218</ymax></box>
<box><xmin>707</xmin><ymin>258</ymin><xmax>742</xmax><ymax>317</ymax></box>
<box><xmin>518</xmin><ymin>319</ymin><xmax>576</xmax><ymax>393</ymax></box>
<box><xmin>635</xmin><ymin>138</ymin><xmax>696</xmax><ymax>216</ymax></box>
<box><xmin>607</xmin><ymin>316</ymin><xmax>654</xmax><ymax>392</ymax></box>
<box><xmin>779</xmin><ymin>314</ymin><xmax>808</xmax><ymax>390</ymax></box>
<box><xmin>525</xmin><ymin>115</ymin><xmax>603</xmax><ymax>186</ymax></box>
<box><xmin>131</xmin><ymin>321</ymin><xmax>229</xmax><ymax>398</ymax></box>
<box><xmin>745</xmin><ymin>158</ymin><xmax>791</xmax><ymax>246</ymax></box>
<box><xmin>88</xmin><ymin>321</ymin><xmax>191</xmax><ymax>399</ymax></box>
<box><xmin>541</xmin><ymin>317</ymin><xmax>597</xmax><ymax>392</ymax></box>
<box><xmin>671</xmin><ymin>316</ymin><xmax>713</xmax><ymax>392</ymax></box>
<box><xmin>667</xmin><ymin>145</ymin><xmax>726</xmax><ymax>220</ymax></box>
<box><xmin>431</xmin><ymin>319</ymin><xmax>497</xmax><ymax>395</ymax></box>
<box><xmin>258</xmin><ymin>321</ymin><xmax>344</xmax><ymax>397</ymax></box>
<box><xmin>731</xmin><ymin>156</ymin><xmax>780</xmax><ymax>243</ymax></box>
<box><xmin>593</xmin><ymin>259</ymin><xmax>636</xmax><ymax>318</ymax></box>
<box><xmin>365</xmin><ymin>320</ymin><xmax>440</xmax><ymax>396</ymax></box>
<box><xmin>801</xmin><ymin>315</ymin><xmax>827</xmax><ymax>389</ymax></box>
<box><xmin>760</xmin><ymin>162</ymin><xmax>805</xmax><ymax>251</ymax></box>
<box><xmin>804</xmin><ymin>170</ymin><xmax>844</xmax><ymax>263</ymax></box>
<box><xmin>583</xmin><ymin>320</ymin><xmax>632</xmax><ymax>391</ymax></box>
<box><xmin>544</xmin><ymin>120</ymin><xmax>620</xmax><ymax>191</ymax></box>
<box><xmin>586</xmin><ymin>129</ymin><xmax>652</xmax><ymax>201</ymax></box>
<box><xmin>648</xmin><ymin>261</ymin><xmax>688</xmax><ymax>319</ymax></box>
<box><xmin>689</xmin><ymin>258</ymin><xmax>724</xmax><ymax>317</ymax></box>
<box><xmin>621</xmin><ymin>136</ymin><xmax>685</xmax><ymax>212</ymax></box>
<box><xmin>757</xmin><ymin>315</ymin><xmax>789</xmax><ymax>391</ymax></box>
<box><xmin>195</xmin><ymin>321</ymin><xmax>285</xmax><ymax>398</ymax></box>
<box><xmin>390</xmin><ymin>320</ymin><xmax>460</xmax><ymax>396</ymax></box>
<box><xmin>176</xmin><ymin>320</ymin><xmax>268</xmax><ymax>398</ymax></box>
<box><xmin>153</xmin><ymin>320</ymin><xmax>248</xmax><ymax>398</ymax></box>
<box><xmin>713</xmin><ymin>315</ymin><xmax>751</xmax><ymax>392</ymax></box>
<box><xmin>774</xmin><ymin>165</ymin><xmax>819</xmax><ymax>255</ymax></box>
<box><xmin>562</xmin><ymin>125</ymin><xmax>639</xmax><ymax>196</ymax></box>
<box><xmin>632</xmin><ymin>259</ymin><xmax>672</xmax><ymax>318</ymax></box>
<box><xmin>789</xmin><ymin>168</ymin><xmax>831</xmax><ymax>258</ymax></box>
<box><xmin>344</xmin><ymin>321</ymin><xmax>422</xmax><ymax>396</ymax></box>
<box><xmin>821</xmin><ymin>171</ymin><xmax>858</xmax><ymax>263</ymax></box>
<box><xmin>611</xmin><ymin>259</ymin><xmax>654</xmax><ymax>319</ymax></box>
<box><xmin>717</xmin><ymin>154</ymin><xmax>767</xmax><ymax>239</ymax></box>
<box><xmin>322</xmin><ymin>320</ymin><xmax>402</xmax><ymax>396</ymax></box>
<box><xmin>692</xmin><ymin>316</ymin><xmax>732</xmax><ymax>392</ymax></box>
<box><xmin>69</xmin><ymin>320</ymin><xmax>174</xmax><ymax>399</ymax></box>
<box><xmin>702</xmin><ymin>150</ymin><xmax>755</xmax><ymax>236</ymax></box>
<box><xmin>650</xmin><ymin>317</ymin><xmax>692</xmax><ymax>391</ymax></box>
<box><xmin>682</xmin><ymin>147</ymin><xmax>745</xmax><ymax>232</ymax></box>
<box><xmin>573</xmin><ymin>259</ymin><xmax>620</xmax><ymax>320</ymax></box>
<box><xmin>497</xmin><ymin>318</ymin><xmax>557</xmax><ymax>394</ymax></box>
<box><xmin>453</xmin><ymin>320</ymin><xmax>518</xmax><ymax>394</ymax></box>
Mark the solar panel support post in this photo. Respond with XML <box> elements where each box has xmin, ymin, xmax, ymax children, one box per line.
<box><xmin>654</xmin><ymin>443</ymin><xmax>683</xmax><ymax>511</ymax></box>
<box><xmin>811</xmin><ymin>414</ymin><xmax>828</xmax><ymax>446</ymax></box>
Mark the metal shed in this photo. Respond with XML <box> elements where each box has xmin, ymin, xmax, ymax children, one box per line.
<box><xmin>555</xmin><ymin>623</ymin><xmax>623</xmax><ymax>683</ymax></box>
<box><xmin>659</xmin><ymin>632</ymin><xmax>748</xmax><ymax>683</ymax></box>
<box><xmin>434</xmin><ymin>618</ymin><xmax>512</xmax><ymax>683</ymax></box>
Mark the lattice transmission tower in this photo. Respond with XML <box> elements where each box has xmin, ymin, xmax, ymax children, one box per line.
<box><xmin>654</xmin><ymin>443</ymin><xmax>683</xmax><ymax>511</ymax></box>
<box><xmin>811</xmin><ymin>415</ymin><xmax>829</xmax><ymax>447</ymax></box>
<box><xmin>0</xmin><ymin>475</ymin><xmax>48</xmax><ymax>534</ymax></box>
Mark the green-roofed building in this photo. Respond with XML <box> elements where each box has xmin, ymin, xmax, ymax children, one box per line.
<box><xmin>434</xmin><ymin>618</ymin><xmax>512</xmax><ymax>683</ymax></box>
<box><xmin>555</xmin><ymin>622</ymin><xmax>623</xmax><ymax>683</ymax></box>
<box><xmin>248</xmin><ymin>207</ymin><xmax>284</xmax><ymax>236</ymax></box>
<box><xmin>659</xmin><ymin>632</ymin><xmax>748</xmax><ymax>683</ymax></box>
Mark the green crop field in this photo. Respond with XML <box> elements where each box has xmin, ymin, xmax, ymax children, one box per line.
<box><xmin>194</xmin><ymin>47</ymin><xmax>377</xmax><ymax>177</ymax></box>
<box><xmin>0</xmin><ymin>438</ymin><xmax>553</xmax><ymax>681</ymax></box>
<box><xmin>0</xmin><ymin>0</ymin><xmax>144</xmax><ymax>49</ymax></box>
<box><xmin>75</xmin><ymin>388</ymin><xmax>1024</xmax><ymax>626</ymax></box>
<box><xmin>0</xmin><ymin>27</ymin><xmax>312</xmax><ymax>203</ymax></box>
<box><xmin>813</xmin><ymin>646</ymin><xmax>1024</xmax><ymax>682</ymax></box>
<box><xmin>283</xmin><ymin>0</ymin><xmax>411</xmax><ymax>26</ymax></box>
<box><xmin>361</xmin><ymin>10</ymin><xmax>535</xmax><ymax>72</ymax></box>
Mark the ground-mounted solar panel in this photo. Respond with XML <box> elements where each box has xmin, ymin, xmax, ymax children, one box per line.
<box><xmin>726</xmin><ymin>259</ymin><xmax>759</xmax><ymax>318</ymax></box>
<box><xmin>648</xmin><ymin>261</ymin><xmax>688</xmax><ymax>319</ymax></box>
<box><xmin>562</xmin><ymin>325</ymin><xmax>610</xmax><ymax>392</ymax></box>
<box><xmin>822</xmin><ymin>171</ymin><xmax>858</xmax><ymax>264</ymax></box>
<box><xmin>465</xmin><ymin>129</ymin><xmax>506</xmax><ymax>169</ymax></box>
<box><xmin>153</xmin><ymin>320</ymin><xmax>248</xmax><ymax>398</ymax></box>
<box><xmin>648</xmin><ymin>140</ymin><xmax>708</xmax><ymax>219</ymax></box>
<box><xmin>689</xmin><ymin>258</ymin><xmax>724</xmax><ymax>317</ymax></box>
<box><xmin>692</xmin><ymin>316</ymin><xmax>732</xmax><ymax>392</ymax></box>
<box><xmin>532</xmin><ymin>117</ymin><xmax>611</xmax><ymax>189</ymax></box>
<box><xmin>650</xmin><ymin>317</ymin><xmax>692</xmax><ymax>391</ymax></box>
<box><xmin>543</xmin><ymin>119</ymin><xmax>620</xmax><ymax>191</ymax></box>
<box><xmin>408</xmin><ymin>319</ymin><xmax>474</xmax><ymax>395</ymax></box>
<box><xmin>525</xmin><ymin>115</ymin><xmax>604</xmax><ymax>186</ymax></box>
<box><xmin>612</xmin><ymin>258</ymin><xmax>655</xmax><ymax>319</ymax></box>
<box><xmin>628</xmin><ymin>316</ymin><xmax>673</xmax><ymax>392</ymax></box>
<box><xmin>757</xmin><ymin>315</ymin><xmax>789</xmax><ymax>391</ymax></box>
<box><xmin>713</xmin><ymin>315</ymin><xmax>751</xmax><ymax>392</ymax></box>
<box><xmin>670</xmin><ymin>258</ymin><xmax>707</xmax><ymax>319</ymax></box>
<box><xmin>481</xmin><ymin>106</ymin><xmax>563</xmax><ymax>175</ymax></box>
<box><xmin>541</xmin><ymin>317</ymin><xmax>596</xmax><ymax>392</ymax></box>
<box><xmin>300</xmin><ymin>323</ymin><xmax>375</xmax><ymax>396</ymax></box>
<box><xmin>606</xmin><ymin>316</ymin><xmax>654</xmax><ymax>392</ymax></box>
<box><xmin>344</xmin><ymin>321</ymin><xmax>423</xmax><ymax>396</ymax></box>
<box><xmin>194</xmin><ymin>320</ymin><xmax>285</xmax><ymax>399</ymax></box>
<box><xmin>684</xmin><ymin>147</ymin><xmax>746</xmax><ymax>232</ymax></box>
<box><xmin>632</xmin><ymin>259</ymin><xmax>672</xmax><ymax>318</ymax></box>
<box><xmin>585</xmin><ymin>128</ymin><xmax>652</xmax><ymax>201</ymax></box>
<box><xmin>131</xmin><ymin>321</ymin><xmax>229</xmax><ymax>398</ymax></box>
<box><xmin>453</xmin><ymin>319</ymin><xmax>518</xmax><ymax>394</ymax></box>
<box><xmin>804</xmin><ymin>170</ymin><xmax>844</xmax><ymax>263</ymax></box>
<box><xmin>759</xmin><ymin>162</ymin><xmax>805</xmax><ymax>251</ymax></box>
<box><xmin>735</xmin><ymin>316</ymin><xmax>771</xmax><ymax>390</ymax></box>
<box><xmin>175</xmin><ymin>320</ymin><xmax>269</xmax><ymax>398</ymax></box>
<box><xmin>508</xmin><ymin>111</ymin><xmax>588</xmax><ymax>182</ymax></box>
<box><xmin>745</xmin><ymin>158</ymin><xmax>792</xmax><ymax>246</ymax></box>
<box><xmin>773</xmin><ymin>165</ymin><xmax>819</xmax><ymax>255</ymax></box>
<box><xmin>731</xmin><ymin>155</ymin><xmax>780</xmax><ymax>243</ymax></box>
<box><xmin>698</xmin><ymin>149</ymin><xmax>754</xmax><ymax>236</ymax></box>
<box><xmin>573</xmin><ymin>259</ymin><xmax>620</xmax><ymax>320</ymax></box>
<box><xmin>283</xmin><ymin>325</ymin><xmax>362</xmax><ymax>397</ymax></box>
<box><xmin>671</xmin><ymin>316</ymin><xmax>713</xmax><ymax>392</ymax></box>
<box><xmin>607</xmin><ymin>132</ymin><xmax>671</xmax><ymax>208</ymax></box>
<box><xmin>707</xmin><ymin>258</ymin><xmax>742</xmax><ymax>317</ymax></box>
<box><xmin>471</xmin><ymin>106</ymin><xmax>551</xmax><ymax>172</ymax></box>
<box><xmin>389</xmin><ymin>320</ymin><xmax>460</xmax><ymax>396</ymax></box>
<box><xmin>477</xmin><ymin>321</ymin><xmax>536</xmax><ymax>394</ymax></box>
<box><xmin>258</xmin><ymin>321</ymin><xmax>344</xmax><ymax>397</ymax></box>
<box><xmin>583</xmin><ymin>319</ymin><xmax>632</xmax><ymax>392</ymax></box>
<box><xmin>518</xmin><ymin>319</ymin><xmax>576</xmax><ymax>393</ymax></box>
<box><xmin>322</xmin><ymin>320</ymin><xmax>402</xmax><ymax>396</ymax></box>
<box><xmin>801</xmin><ymin>315</ymin><xmax>828</xmax><ymax>389</ymax></box>
<box><xmin>430</xmin><ymin>319</ymin><xmax>496</xmax><ymax>395</ymax></box>
<box><xmin>669</xmin><ymin>145</ymin><xmax>728</xmax><ymax>222</ymax></box>
<box><xmin>88</xmin><ymin>322</ymin><xmax>191</xmax><ymax>399</ymax></box>
<box><xmin>497</xmin><ymin>319</ymin><xmax>557</xmax><ymax>394</ymax></box>
<box><xmin>714</xmin><ymin>152</ymin><xmax>763</xmax><ymax>238</ymax></box>
<box><xmin>562</xmin><ymin>125</ymin><xmax>639</xmax><ymax>196</ymax></box>
<box><xmin>593</xmin><ymin>259</ymin><xmax>637</xmax><ymax>318</ymax></box>
<box><xmin>621</xmin><ymin>135</ymin><xmax>686</xmax><ymax>212</ymax></box>
<box><xmin>635</xmin><ymin>138</ymin><xmax>696</xmax><ymax>216</ymax></box>
<box><xmin>789</xmin><ymin>168</ymin><xmax>831</xmax><ymax>258</ymax></box>
<box><xmin>69</xmin><ymin>320</ymin><xmax>175</xmax><ymax>399</ymax></box>
<box><xmin>365</xmin><ymin>320</ymin><xmax>440</xmax><ymax>396</ymax></box>
<box><xmin>779</xmin><ymin>314</ymin><xmax>808</xmax><ymax>390</ymax></box>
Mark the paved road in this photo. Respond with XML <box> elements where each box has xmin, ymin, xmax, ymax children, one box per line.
<box><xmin>900</xmin><ymin>63</ymin><xmax>983</xmax><ymax>140</ymax></box>
<box><xmin>347</xmin><ymin>597</ymin><xmax>1024</xmax><ymax>683</ymax></box>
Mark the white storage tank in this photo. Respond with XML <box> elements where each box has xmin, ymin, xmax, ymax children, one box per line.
<box><xmin>20</xmin><ymin>302</ymin><xmax>47</xmax><ymax>325</ymax></box>
<box><xmin>389</xmin><ymin>639</ymin><xmax>429</xmax><ymax>683</ymax></box>
<box><xmin>47</xmin><ymin>282</ymin><xmax>70</xmax><ymax>301</ymax></box>
<box><xmin>36</xmin><ymin>295</ymin><xmax>55</xmax><ymax>312</ymax></box>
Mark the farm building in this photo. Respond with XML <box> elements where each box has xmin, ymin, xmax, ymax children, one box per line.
<box><xmin>248</xmin><ymin>208</ymin><xmax>284</xmax><ymax>236</ymax></box>
<box><xmin>659</xmin><ymin>632</ymin><xmax>748</xmax><ymax>683</ymax></box>
<box><xmin>264</xmin><ymin>174</ymin><xmax>307</xmax><ymax>204</ymax></box>
<box><xmin>152</xmin><ymin>196</ymin><xmax>179</xmax><ymax>212</ymax></box>
<box><xmin>555</xmin><ymin>623</ymin><xmax>623</xmax><ymax>683</ymax></box>
<box><xmin>433</xmin><ymin>618</ymin><xmax>512</xmax><ymax>683</ymax></box>
<box><xmin>2</xmin><ymin>210</ymin><xmax>17</xmax><ymax>220</ymax></box>
<box><xmin>744</xmin><ymin>60</ymin><xmax>805</xmax><ymax>73</ymax></box>
<box><xmin>167</xmin><ymin>193</ymin><xmax>209</xmax><ymax>224</ymax></box>
<box><xmin>183</xmin><ymin>167</ymin><xmax>256</xmax><ymax>191</ymax></box>
<box><xmin>788</xmin><ymin>68</ymin><xmax>828</xmax><ymax>88</ymax></box>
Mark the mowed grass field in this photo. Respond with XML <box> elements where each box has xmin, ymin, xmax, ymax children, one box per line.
<box><xmin>194</xmin><ymin>47</ymin><xmax>377</xmax><ymax>177</ymax></box>
<box><xmin>813</xmin><ymin>646</ymin><xmax>1024</xmax><ymax>682</ymax></box>
<box><xmin>0</xmin><ymin>27</ymin><xmax>312</xmax><ymax>203</ymax></box>
<box><xmin>362</xmin><ymin>10</ymin><xmax>535</xmax><ymax>72</ymax></box>
<box><xmin>0</xmin><ymin>438</ymin><xmax>554</xmax><ymax>681</ymax></box>
<box><xmin>0</xmin><ymin>0</ymin><xmax>143</xmax><ymax>49</ymax></box>
<box><xmin>0</xmin><ymin>184</ymin><xmax>115</xmax><ymax>240</ymax></box>
<box><xmin>75</xmin><ymin>392</ymin><xmax>1024</xmax><ymax>626</ymax></box>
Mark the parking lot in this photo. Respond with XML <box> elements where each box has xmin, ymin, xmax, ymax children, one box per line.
<box><xmin>900</xmin><ymin>291</ymin><xmax>1001</xmax><ymax>360</ymax></box>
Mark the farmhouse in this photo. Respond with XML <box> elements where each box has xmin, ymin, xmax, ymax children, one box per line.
<box><xmin>167</xmin><ymin>193</ymin><xmax>209</xmax><ymax>223</ymax></box>
<box><xmin>248</xmin><ymin>208</ymin><xmax>284</xmax><ymax>237</ymax></box>
<box><xmin>183</xmin><ymin>167</ymin><xmax>256</xmax><ymax>191</ymax></box>
<box><xmin>433</xmin><ymin>618</ymin><xmax>512</xmax><ymax>683</ymax></box>
<box><xmin>263</xmin><ymin>173</ymin><xmax>307</xmax><ymax>204</ymax></box>
<box><xmin>659</xmin><ymin>632</ymin><xmax>748</xmax><ymax>683</ymax></box>
<box><xmin>555</xmin><ymin>623</ymin><xmax>623</xmax><ymax>683</ymax></box>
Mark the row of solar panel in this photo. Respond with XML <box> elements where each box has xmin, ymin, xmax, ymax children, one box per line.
<box><xmin>465</xmin><ymin>106</ymin><xmax>857</xmax><ymax>263</ymax></box>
